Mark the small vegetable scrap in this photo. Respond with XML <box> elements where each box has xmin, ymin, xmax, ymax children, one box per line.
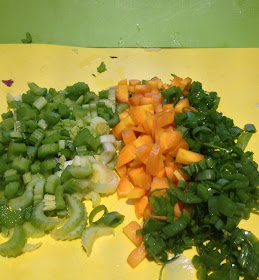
<box><xmin>0</xmin><ymin>81</ymin><xmax>123</xmax><ymax>257</ymax></box>
<box><xmin>2</xmin><ymin>79</ymin><xmax>14</xmax><ymax>87</ymax></box>
<box><xmin>21</xmin><ymin>32</ymin><xmax>32</xmax><ymax>44</ymax></box>
<box><xmin>114</xmin><ymin>76</ymin><xmax>259</xmax><ymax>280</ymax></box>
<box><xmin>97</xmin><ymin>61</ymin><xmax>107</xmax><ymax>73</ymax></box>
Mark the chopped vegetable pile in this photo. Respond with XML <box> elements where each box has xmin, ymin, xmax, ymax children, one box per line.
<box><xmin>114</xmin><ymin>76</ymin><xmax>259</xmax><ymax>279</ymax></box>
<box><xmin>0</xmin><ymin>74</ymin><xmax>258</xmax><ymax>280</ymax></box>
<box><xmin>0</xmin><ymin>81</ymin><xmax>124</xmax><ymax>257</ymax></box>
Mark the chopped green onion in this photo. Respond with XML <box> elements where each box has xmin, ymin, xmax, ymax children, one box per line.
<box><xmin>33</xmin><ymin>97</ymin><xmax>47</xmax><ymax>110</ymax></box>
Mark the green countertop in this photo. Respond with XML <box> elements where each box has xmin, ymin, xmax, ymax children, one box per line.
<box><xmin>0</xmin><ymin>0</ymin><xmax>259</xmax><ymax>48</ymax></box>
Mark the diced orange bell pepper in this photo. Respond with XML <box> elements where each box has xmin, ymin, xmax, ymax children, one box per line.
<box><xmin>112</xmin><ymin>120</ymin><xmax>126</xmax><ymax>140</ymax></box>
<box><xmin>122</xmin><ymin>128</ymin><xmax>137</xmax><ymax>144</ymax></box>
<box><xmin>183</xmin><ymin>106</ymin><xmax>198</xmax><ymax>113</ymax></box>
<box><xmin>168</xmin><ymin>138</ymin><xmax>189</xmax><ymax>157</ymax></box>
<box><xmin>146</xmin><ymin>80</ymin><xmax>158</xmax><ymax>89</ymax></box>
<box><xmin>127</xmin><ymin>187</ymin><xmax>146</xmax><ymax>199</ymax></box>
<box><xmin>163</xmin><ymin>104</ymin><xmax>174</xmax><ymax>111</ymax></box>
<box><xmin>154</xmin><ymin>127</ymin><xmax>165</xmax><ymax>143</ymax></box>
<box><xmin>138</xmin><ymin>104</ymin><xmax>154</xmax><ymax>114</ymax></box>
<box><xmin>155</xmin><ymin>103</ymin><xmax>163</xmax><ymax>113</ymax></box>
<box><xmin>122</xmin><ymin>115</ymin><xmax>135</xmax><ymax>127</ymax></box>
<box><xmin>150</xmin><ymin>177</ymin><xmax>170</xmax><ymax>191</ymax></box>
<box><xmin>129</xmin><ymin>107</ymin><xmax>147</xmax><ymax>126</ymax></box>
<box><xmin>171</xmin><ymin>76</ymin><xmax>183</xmax><ymax>87</ymax></box>
<box><xmin>131</xmin><ymin>126</ymin><xmax>146</xmax><ymax>133</ymax></box>
<box><xmin>151</xmin><ymin>77</ymin><xmax>163</xmax><ymax>90</ymax></box>
<box><xmin>134</xmin><ymin>173</ymin><xmax>152</xmax><ymax>190</ymax></box>
<box><xmin>116</xmin><ymin>85</ymin><xmax>129</xmax><ymax>103</ymax></box>
<box><xmin>153</xmin><ymin>109</ymin><xmax>175</xmax><ymax>128</ymax></box>
<box><xmin>161</xmin><ymin>84</ymin><xmax>169</xmax><ymax>90</ymax></box>
<box><xmin>133</xmin><ymin>135</ymin><xmax>153</xmax><ymax>148</ymax></box>
<box><xmin>129</xmin><ymin>79</ymin><xmax>141</xmax><ymax>86</ymax></box>
<box><xmin>175</xmin><ymin>148</ymin><xmax>204</xmax><ymax>165</ymax></box>
<box><xmin>118</xmin><ymin>79</ymin><xmax>128</xmax><ymax>85</ymax></box>
<box><xmin>135</xmin><ymin>85</ymin><xmax>151</xmax><ymax>95</ymax></box>
<box><xmin>158</xmin><ymin>130</ymin><xmax>183</xmax><ymax>153</ymax></box>
<box><xmin>128</xmin><ymin>166</ymin><xmax>145</xmax><ymax>185</ymax></box>
<box><xmin>146</xmin><ymin>143</ymin><xmax>164</xmax><ymax>176</ymax></box>
<box><xmin>135</xmin><ymin>195</ymin><xmax>149</xmax><ymax>219</ymax></box>
<box><xmin>116</xmin><ymin>143</ymin><xmax>136</xmax><ymax>168</ymax></box>
<box><xmin>150</xmin><ymin>92</ymin><xmax>163</xmax><ymax>105</ymax></box>
<box><xmin>119</xmin><ymin>110</ymin><xmax>129</xmax><ymax>121</ymax></box>
<box><xmin>174</xmin><ymin>202</ymin><xmax>182</xmax><ymax>219</ymax></box>
<box><xmin>180</xmin><ymin>77</ymin><xmax>192</xmax><ymax>91</ymax></box>
<box><xmin>117</xmin><ymin>176</ymin><xmax>133</xmax><ymax>199</ymax></box>
<box><xmin>165</xmin><ymin>165</ymin><xmax>177</xmax><ymax>185</ymax></box>
<box><xmin>128</xmin><ymin>85</ymin><xmax>135</xmax><ymax>93</ymax></box>
<box><xmin>142</xmin><ymin>111</ymin><xmax>154</xmax><ymax>135</ymax></box>
<box><xmin>151</xmin><ymin>89</ymin><xmax>160</xmax><ymax>94</ymax></box>
<box><xmin>174</xmin><ymin>98</ymin><xmax>190</xmax><ymax>114</ymax></box>
<box><xmin>128</xmin><ymin>158</ymin><xmax>145</xmax><ymax>168</ymax></box>
<box><xmin>129</xmin><ymin>94</ymin><xmax>143</xmax><ymax>106</ymax></box>
<box><xmin>134</xmin><ymin>143</ymin><xmax>153</xmax><ymax>165</ymax></box>
<box><xmin>116</xmin><ymin>165</ymin><xmax>128</xmax><ymax>178</ymax></box>
<box><xmin>155</xmin><ymin>167</ymin><xmax>166</xmax><ymax>178</ymax></box>
<box><xmin>140</xmin><ymin>97</ymin><xmax>152</xmax><ymax>105</ymax></box>
<box><xmin>127</xmin><ymin>244</ymin><xmax>147</xmax><ymax>268</ymax></box>
<box><xmin>143</xmin><ymin>203</ymin><xmax>153</xmax><ymax>220</ymax></box>
<box><xmin>123</xmin><ymin>221</ymin><xmax>143</xmax><ymax>246</ymax></box>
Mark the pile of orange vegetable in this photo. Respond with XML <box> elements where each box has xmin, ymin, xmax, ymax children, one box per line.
<box><xmin>113</xmin><ymin>76</ymin><xmax>204</xmax><ymax>268</ymax></box>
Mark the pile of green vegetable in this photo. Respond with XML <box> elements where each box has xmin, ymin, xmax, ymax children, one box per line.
<box><xmin>0</xmin><ymin>81</ymin><xmax>125</xmax><ymax>257</ymax></box>
<box><xmin>141</xmin><ymin>81</ymin><xmax>259</xmax><ymax>280</ymax></box>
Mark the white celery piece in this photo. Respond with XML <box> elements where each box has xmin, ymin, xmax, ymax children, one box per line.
<box><xmin>100</xmin><ymin>134</ymin><xmax>116</xmax><ymax>143</ymax></box>
<box><xmin>81</xmin><ymin>226</ymin><xmax>114</xmax><ymax>256</ymax></box>
<box><xmin>90</xmin><ymin>116</ymin><xmax>110</xmax><ymax>135</ymax></box>
<box><xmin>84</xmin><ymin>191</ymin><xmax>101</xmax><ymax>207</ymax></box>
<box><xmin>22</xmin><ymin>243</ymin><xmax>42</xmax><ymax>253</ymax></box>
<box><xmin>100</xmin><ymin>142</ymin><xmax>116</xmax><ymax>164</ymax></box>
<box><xmin>90</xmin><ymin>162</ymin><xmax>119</xmax><ymax>194</ymax></box>
<box><xmin>43</xmin><ymin>194</ymin><xmax>56</xmax><ymax>211</ymax></box>
<box><xmin>108</xmin><ymin>86</ymin><xmax>116</xmax><ymax>101</ymax></box>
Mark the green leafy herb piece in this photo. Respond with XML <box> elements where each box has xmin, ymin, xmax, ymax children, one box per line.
<box><xmin>21</xmin><ymin>32</ymin><xmax>32</xmax><ymax>44</ymax></box>
<box><xmin>97</xmin><ymin>61</ymin><xmax>107</xmax><ymax>73</ymax></box>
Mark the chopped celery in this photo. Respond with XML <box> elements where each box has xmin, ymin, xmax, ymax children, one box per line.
<box><xmin>45</xmin><ymin>174</ymin><xmax>60</xmax><ymax>194</ymax></box>
<box><xmin>0</xmin><ymin>80</ymin><xmax>123</xmax><ymax>257</ymax></box>
<box><xmin>4</xmin><ymin>181</ymin><xmax>19</xmax><ymax>199</ymax></box>
<box><xmin>43</xmin><ymin>194</ymin><xmax>56</xmax><ymax>211</ymax></box>
<box><xmin>22</xmin><ymin>242</ymin><xmax>42</xmax><ymax>253</ymax></box>
<box><xmin>81</xmin><ymin>226</ymin><xmax>114</xmax><ymax>256</ymax></box>
<box><xmin>90</xmin><ymin>162</ymin><xmax>119</xmax><ymax>194</ymax></box>
<box><xmin>100</xmin><ymin>142</ymin><xmax>116</xmax><ymax>164</ymax></box>
<box><xmin>22</xmin><ymin>222</ymin><xmax>45</xmax><ymax>238</ymax></box>
<box><xmin>51</xmin><ymin>195</ymin><xmax>85</xmax><ymax>238</ymax></box>
<box><xmin>68</xmin><ymin>166</ymin><xmax>93</xmax><ymax>179</ymax></box>
<box><xmin>33</xmin><ymin>179</ymin><xmax>45</xmax><ymax>206</ymax></box>
<box><xmin>84</xmin><ymin>191</ymin><xmax>101</xmax><ymax>207</ymax></box>
<box><xmin>55</xmin><ymin>184</ymin><xmax>66</xmax><ymax>209</ymax></box>
<box><xmin>53</xmin><ymin>207</ymin><xmax>87</xmax><ymax>241</ymax></box>
<box><xmin>9</xmin><ymin>186</ymin><xmax>34</xmax><ymax>209</ymax></box>
<box><xmin>0</xmin><ymin>225</ymin><xmax>26</xmax><ymax>257</ymax></box>
<box><xmin>90</xmin><ymin>117</ymin><xmax>110</xmax><ymax>135</ymax></box>
<box><xmin>31</xmin><ymin>202</ymin><xmax>61</xmax><ymax>231</ymax></box>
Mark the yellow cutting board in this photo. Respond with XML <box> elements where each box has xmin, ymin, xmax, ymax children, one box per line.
<box><xmin>0</xmin><ymin>45</ymin><xmax>258</xmax><ymax>280</ymax></box>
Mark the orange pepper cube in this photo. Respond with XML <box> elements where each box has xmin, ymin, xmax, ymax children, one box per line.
<box><xmin>127</xmin><ymin>187</ymin><xmax>146</xmax><ymax>199</ymax></box>
<box><xmin>123</xmin><ymin>221</ymin><xmax>143</xmax><ymax>246</ymax></box>
<box><xmin>116</xmin><ymin>85</ymin><xmax>129</xmax><ymax>103</ymax></box>
<box><xmin>127</xmin><ymin>244</ymin><xmax>147</xmax><ymax>268</ymax></box>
